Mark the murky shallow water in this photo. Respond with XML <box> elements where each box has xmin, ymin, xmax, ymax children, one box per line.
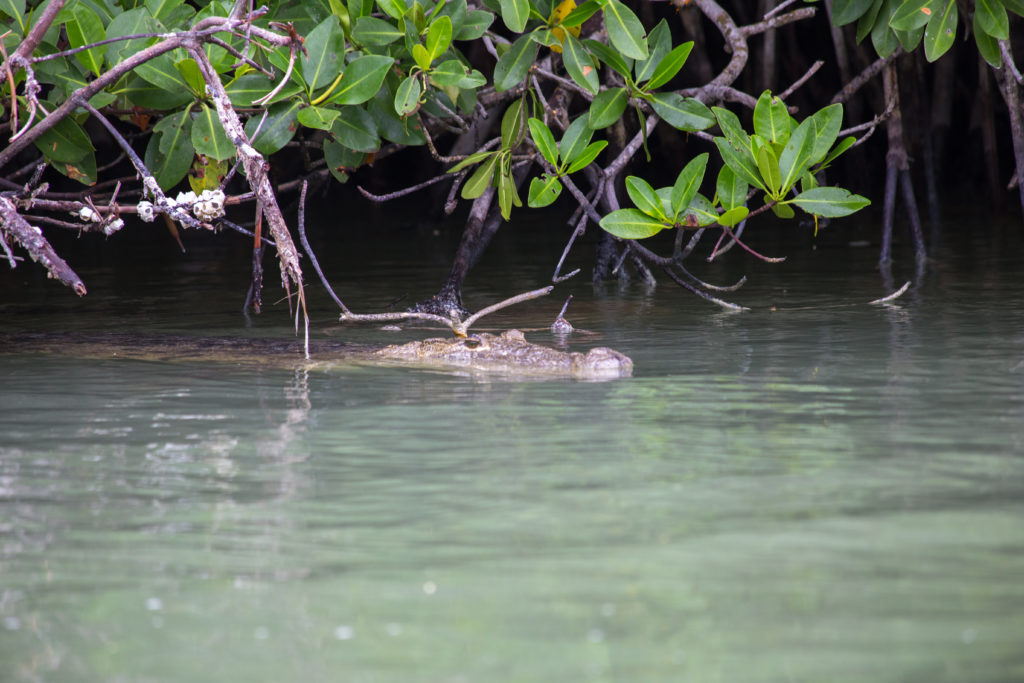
<box><xmin>1</xmin><ymin>217</ymin><xmax>1023</xmax><ymax>682</ymax></box>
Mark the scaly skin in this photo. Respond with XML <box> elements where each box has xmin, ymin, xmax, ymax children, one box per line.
<box><xmin>376</xmin><ymin>329</ymin><xmax>633</xmax><ymax>379</ymax></box>
<box><xmin>0</xmin><ymin>329</ymin><xmax>633</xmax><ymax>379</ymax></box>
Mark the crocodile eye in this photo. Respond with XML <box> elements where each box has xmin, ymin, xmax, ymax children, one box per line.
<box><xmin>462</xmin><ymin>337</ymin><xmax>481</xmax><ymax>349</ymax></box>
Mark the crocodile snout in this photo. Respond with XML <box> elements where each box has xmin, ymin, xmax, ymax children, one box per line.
<box><xmin>575</xmin><ymin>347</ymin><xmax>634</xmax><ymax>378</ymax></box>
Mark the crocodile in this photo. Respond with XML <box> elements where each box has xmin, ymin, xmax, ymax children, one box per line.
<box><xmin>0</xmin><ymin>329</ymin><xmax>633</xmax><ymax>379</ymax></box>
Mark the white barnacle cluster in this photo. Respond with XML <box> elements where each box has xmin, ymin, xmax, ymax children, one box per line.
<box><xmin>192</xmin><ymin>189</ymin><xmax>226</xmax><ymax>222</ymax></box>
<box><xmin>69</xmin><ymin>204</ymin><xmax>123</xmax><ymax>235</ymax></box>
<box><xmin>73</xmin><ymin>206</ymin><xmax>101</xmax><ymax>223</ymax></box>
<box><xmin>136</xmin><ymin>201</ymin><xmax>156</xmax><ymax>223</ymax></box>
<box><xmin>166</xmin><ymin>189</ymin><xmax>225</xmax><ymax>223</ymax></box>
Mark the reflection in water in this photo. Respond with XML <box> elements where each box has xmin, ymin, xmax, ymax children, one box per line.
<box><xmin>1</xmin><ymin>229</ymin><xmax>1024</xmax><ymax>682</ymax></box>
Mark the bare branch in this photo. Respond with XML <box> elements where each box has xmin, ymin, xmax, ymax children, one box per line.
<box><xmin>0</xmin><ymin>197</ymin><xmax>86</xmax><ymax>295</ymax></box>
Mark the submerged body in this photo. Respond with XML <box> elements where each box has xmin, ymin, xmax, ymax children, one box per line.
<box><xmin>377</xmin><ymin>329</ymin><xmax>632</xmax><ymax>379</ymax></box>
<box><xmin>0</xmin><ymin>329</ymin><xmax>632</xmax><ymax>379</ymax></box>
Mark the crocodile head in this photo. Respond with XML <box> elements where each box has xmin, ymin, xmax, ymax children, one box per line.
<box><xmin>375</xmin><ymin>329</ymin><xmax>633</xmax><ymax>379</ymax></box>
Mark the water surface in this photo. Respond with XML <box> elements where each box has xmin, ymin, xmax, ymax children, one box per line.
<box><xmin>1</xmin><ymin>218</ymin><xmax>1023</xmax><ymax>682</ymax></box>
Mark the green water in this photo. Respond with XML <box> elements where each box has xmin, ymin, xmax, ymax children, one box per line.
<box><xmin>1</xmin><ymin>221</ymin><xmax>1023</xmax><ymax>682</ymax></box>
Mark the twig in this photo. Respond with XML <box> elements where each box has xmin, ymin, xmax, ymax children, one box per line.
<box><xmin>253</xmin><ymin>45</ymin><xmax>295</xmax><ymax>106</ymax></box>
<box><xmin>357</xmin><ymin>173</ymin><xmax>454</xmax><ymax>202</ymax></box>
<box><xmin>662</xmin><ymin>266</ymin><xmax>747</xmax><ymax>311</ymax></box>
<box><xmin>830</xmin><ymin>49</ymin><xmax>902</xmax><ymax>105</ymax></box>
<box><xmin>869</xmin><ymin>280</ymin><xmax>911</xmax><ymax>305</ymax></box>
<box><xmin>779</xmin><ymin>60</ymin><xmax>823</xmax><ymax>100</ymax></box>
<box><xmin>764</xmin><ymin>0</ymin><xmax>801</xmax><ymax>19</ymax></box>
<box><xmin>460</xmin><ymin>286</ymin><xmax>553</xmax><ymax>333</ymax></box>
<box><xmin>739</xmin><ymin>6</ymin><xmax>816</xmax><ymax>38</ymax></box>
<box><xmin>0</xmin><ymin>197</ymin><xmax>87</xmax><ymax>295</ymax></box>
<box><xmin>297</xmin><ymin>180</ymin><xmax>351</xmax><ymax>315</ymax></box>
<box><xmin>712</xmin><ymin>224</ymin><xmax>785</xmax><ymax>263</ymax></box>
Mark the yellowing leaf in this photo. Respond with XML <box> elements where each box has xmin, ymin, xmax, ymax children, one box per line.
<box><xmin>548</xmin><ymin>0</ymin><xmax>580</xmax><ymax>53</ymax></box>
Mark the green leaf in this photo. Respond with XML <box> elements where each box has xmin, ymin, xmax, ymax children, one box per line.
<box><xmin>376</xmin><ymin>0</ymin><xmax>407</xmax><ymax>20</ymax></box>
<box><xmin>923</xmin><ymin>0</ymin><xmax>957</xmax><ymax>61</ymax></box>
<box><xmin>789</xmin><ymin>186</ymin><xmax>871</xmax><ymax>217</ymax></box>
<box><xmin>120</xmin><ymin>75</ymin><xmax>194</xmax><ymax>110</ymax></box>
<box><xmin>528</xmin><ymin>117</ymin><xmax>559</xmax><ymax>166</ymax></box>
<box><xmin>394</xmin><ymin>74</ymin><xmax>423</xmax><ymax>115</ymax></box>
<box><xmin>559</xmin><ymin>115</ymin><xmax>594</xmax><ymax>165</ymax></box>
<box><xmin>716</xmin><ymin>164</ymin><xmax>747</xmax><ymax>211</ymax></box>
<box><xmin>633</xmin><ymin>19</ymin><xmax>671</xmax><ymax>85</ymax></box>
<box><xmin>772</xmin><ymin>202</ymin><xmax>796</xmax><ymax>219</ymax></box>
<box><xmin>599</xmin><ymin>208</ymin><xmax>666</xmax><ymax>239</ymax></box>
<box><xmin>448</xmin><ymin>150</ymin><xmax>495</xmax><ymax>173</ymax></box>
<box><xmin>330</xmin><ymin>105</ymin><xmax>380</xmax><ymax>152</ymax></box>
<box><xmin>174</xmin><ymin>58</ymin><xmax>206</xmax><ymax>95</ymax></box>
<box><xmin>497</xmin><ymin>165</ymin><xmax>521</xmax><ymax>220</ymax></box>
<box><xmin>499</xmin><ymin>0</ymin><xmax>529</xmax><ymax>32</ymax></box>
<box><xmin>330</xmin><ymin>55</ymin><xmax>394</xmax><ymax>105</ymax></box>
<box><xmin>352</xmin><ymin>16</ymin><xmax>404</xmax><ymax>44</ymax></box>
<box><xmin>298</xmin><ymin>105</ymin><xmax>342</xmax><ymax>130</ymax></box>
<box><xmin>457</xmin><ymin>68</ymin><xmax>486</xmax><ymax>89</ymax></box>
<box><xmin>973</xmin><ymin>14</ymin><xmax>1002</xmax><ymax>67</ymax></box>
<box><xmin>412</xmin><ymin>43</ymin><xmax>433</xmax><ymax>71</ymax></box>
<box><xmin>562</xmin><ymin>0</ymin><xmax>600</xmax><ymax>26</ymax></box>
<box><xmin>889</xmin><ymin>0</ymin><xmax>933</xmax><ymax>30</ymax></box>
<box><xmin>34</xmin><ymin>116</ymin><xmax>94</xmax><ymax>163</ymax></box>
<box><xmin>871</xmin><ymin>8</ymin><xmax>901</xmax><ymax>58</ymax></box>
<box><xmin>670</xmin><ymin>153</ymin><xmax>708</xmax><ymax>218</ymax></box>
<box><xmin>501</xmin><ymin>97</ymin><xmax>526</xmax><ymax>149</ymax></box>
<box><xmin>565</xmin><ymin>140</ymin><xmax>607</xmax><ymax>173</ymax></box>
<box><xmin>753</xmin><ymin>90</ymin><xmax>791</xmax><ymax>145</ymax></box>
<box><xmin>369</xmin><ymin>90</ymin><xmax>426</xmax><ymax>144</ymax></box>
<box><xmin>154</xmin><ymin>106</ymin><xmax>193</xmax><ymax>156</ymax></box>
<box><xmin>589</xmin><ymin>87</ymin><xmax>628</xmax><ymax>129</ymax></box>
<box><xmin>191</xmin><ymin>104</ymin><xmax>234</xmax><ymax>161</ymax></box>
<box><xmin>807</xmin><ymin>103</ymin><xmax>843</xmax><ymax>165</ymax></box>
<box><xmin>1004</xmin><ymin>0</ymin><xmax>1024</xmax><ymax>14</ymax></box>
<box><xmin>714</xmin><ymin>137</ymin><xmax>766</xmax><ymax>193</ymax></box>
<box><xmin>104</xmin><ymin>9</ymin><xmax>153</xmax><ymax>67</ymax></box>
<box><xmin>136</xmin><ymin>53</ymin><xmax>190</xmax><ymax>93</ymax></box>
<box><xmin>584</xmin><ymin>38</ymin><xmax>631</xmax><ymax>79</ymax></box>
<box><xmin>756</xmin><ymin>143</ymin><xmax>782</xmax><ymax>196</ymax></box>
<box><xmin>324</xmin><ymin>139</ymin><xmax>367</xmax><ymax>183</ymax></box>
<box><xmin>53</xmin><ymin>150</ymin><xmax>97</xmax><ymax>186</ymax></box>
<box><xmin>528</xmin><ymin>174</ymin><xmax>563</xmax><ymax>207</ymax></box>
<box><xmin>493</xmin><ymin>33</ymin><xmax>539</xmax><ymax>91</ymax></box>
<box><xmin>146</xmin><ymin>111</ymin><xmax>193</xmax><ymax>191</ymax></box>
<box><xmin>713</xmin><ymin>106</ymin><xmax>753</xmax><ymax>155</ymax></box>
<box><xmin>832</xmin><ymin>0</ymin><xmax>877</xmax><ymax>24</ymax></box>
<box><xmin>302</xmin><ymin>17</ymin><xmax>346</xmax><ymax>91</ymax></box>
<box><xmin>625</xmin><ymin>176</ymin><xmax>666</xmax><ymax>220</ymax></box>
<box><xmin>462</xmin><ymin>153</ymin><xmax>499</xmax><ymax>199</ymax></box>
<box><xmin>426</xmin><ymin>14</ymin><xmax>453</xmax><ymax>60</ymax></box>
<box><xmin>894</xmin><ymin>24</ymin><xmax>924</xmax><ymax>52</ymax></box>
<box><xmin>718</xmin><ymin>206</ymin><xmax>749</xmax><ymax>227</ymax></box>
<box><xmin>0</xmin><ymin>0</ymin><xmax>26</xmax><ymax>35</ymax></box>
<box><xmin>687</xmin><ymin>193</ymin><xmax>721</xmax><ymax>226</ymax></box>
<box><xmin>645</xmin><ymin>41</ymin><xmax>693</xmax><ymax>91</ymax></box>
<box><xmin>649</xmin><ymin>92</ymin><xmax>715</xmax><ymax>131</ymax></box>
<box><xmin>856</xmin><ymin>0</ymin><xmax>886</xmax><ymax>42</ymax></box>
<box><xmin>820</xmin><ymin>135</ymin><xmax>857</xmax><ymax>167</ymax></box>
<box><xmin>975</xmin><ymin>0</ymin><xmax>1009</xmax><ymax>39</ymax></box>
<box><xmin>430</xmin><ymin>59</ymin><xmax>470</xmax><ymax>86</ymax></box>
<box><xmin>456</xmin><ymin>8</ymin><xmax>494</xmax><ymax>39</ymax></box>
<box><xmin>602</xmin><ymin>0</ymin><xmax>648</xmax><ymax>60</ymax></box>
<box><xmin>778</xmin><ymin>118</ymin><xmax>816</xmax><ymax>195</ymax></box>
<box><xmin>66</xmin><ymin>5</ymin><xmax>105</xmax><ymax>77</ymax></box>
<box><xmin>224</xmin><ymin>73</ymin><xmax>294</xmax><ymax>107</ymax></box>
<box><xmin>561</xmin><ymin>33</ymin><xmax>599</xmax><ymax>95</ymax></box>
